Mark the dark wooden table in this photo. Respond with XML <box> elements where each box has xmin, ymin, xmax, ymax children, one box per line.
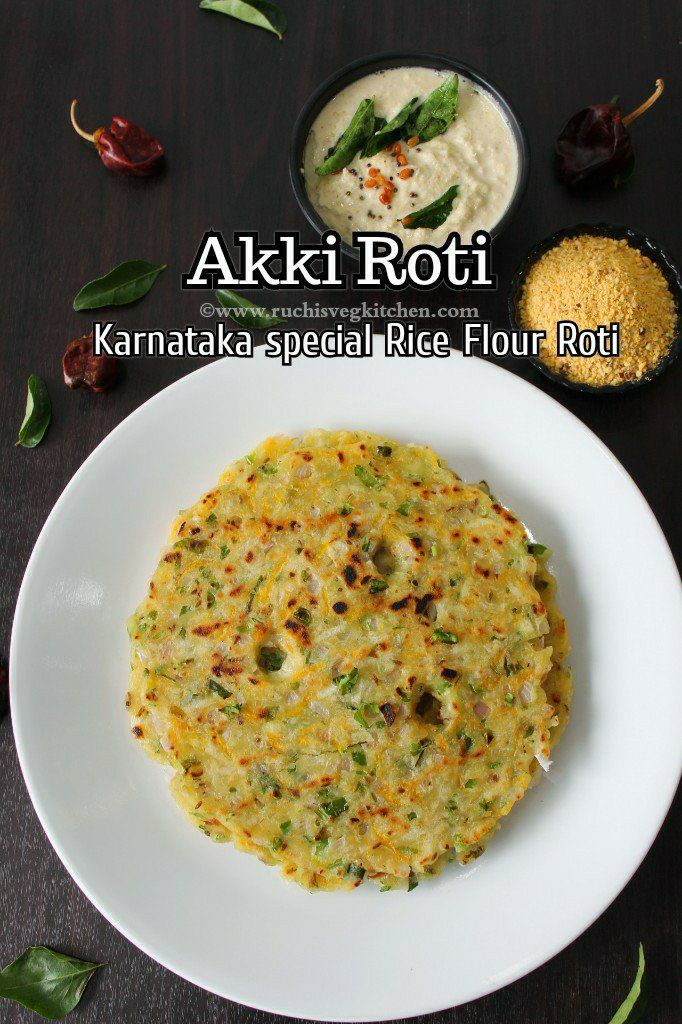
<box><xmin>1</xmin><ymin>2</ymin><xmax>679</xmax><ymax>1021</ymax></box>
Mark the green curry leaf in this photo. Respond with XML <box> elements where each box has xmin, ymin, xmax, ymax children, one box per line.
<box><xmin>0</xmin><ymin>946</ymin><xmax>103</xmax><ymax>1020</ymax></box>
<box><xmin>73</xmin><ymin>260</ymin><xmax>166</xmax><ymax>310</ymax></box>
<box><xmin>16</xmin><ymin>375</ymin><xmax>51</xmax><ymax>448</ymax></box>
<box><xmin>214</xmin><ymin>290</ymin><xmax>286</xmax><ymax>329</ymax></box>
<box><xmin>199</xmin><ymin>0</ymin><xmax>286</xmax><ymax>39</ymax></box>
<box><xmin>607</xmin><ymin>944</ymin><xmax>647</xmax><ymax>1024</ymax></box>
<box><xmin>402</xmin><ymin>185</ymin><xmax>459</xmax><ymax>230</ymax></box>
<box><xmin>364</xmin><ymin>115</ymin><xmax>387</xmax><ymax>148</ymax></box>
<box><xmin>405</xmin><ymin>74</ymin><xmax>459</xmax><ymax>143</ymax></box>
<box><xmin>362</xmin><ymin>97</ymin><xmax>419</xmax><ymax>158</ymax></box>
<box><xmin>315</xmin><ymin>98</ymin><xmax>376</xmax><ymax>176</ymax></box>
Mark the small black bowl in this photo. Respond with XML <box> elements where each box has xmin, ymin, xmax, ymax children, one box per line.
<box><xmin>289</xmin><ymin>51</ymin><xmax>530</xmax><ymax>261</ymax></box>
<box><xmin>508</xmin><ymin>223</ymin><xmax>682</xmax><ymax>395</ymax></box>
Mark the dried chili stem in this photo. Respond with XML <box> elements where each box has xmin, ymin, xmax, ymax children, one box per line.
<box><xmin>623</xmin><ymin>78</ymin><xmax>664</xmax><ymax>127</ymax></box>
<box><xmin>69</xmin><ymin>100</ymin><xmax>96</xmax><ymax>144</ymax></box>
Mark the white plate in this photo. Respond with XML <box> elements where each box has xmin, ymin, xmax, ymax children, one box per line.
<box><xmin>11</xmin><ymin>346</ymin><xmax>682</xmax><ymax>1021</ymax></box>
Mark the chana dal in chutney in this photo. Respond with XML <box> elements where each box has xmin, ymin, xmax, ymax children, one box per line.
<box><xmin>303</xmin><ymin>67</ymin><xmax>519</xmax><ymax>250</ymax></box>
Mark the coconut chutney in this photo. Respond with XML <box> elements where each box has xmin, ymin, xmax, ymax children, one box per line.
<box><xmin>303</xmin><ymin>67</ymin><xmax>519</xmax><ymax>250</ymax></box>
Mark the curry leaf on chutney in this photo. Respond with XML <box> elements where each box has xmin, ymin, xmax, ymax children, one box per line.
<box><xmin>199</xmin><ymin>0</ymin><xmax>286</xmax><ymax>40</ymax></box>
<box><xmin>401</xmin><ymin>185</ymin><xmax>459</xmax><ymax>230</ymax></box>
<box><xmin>73</xmin><ymin>260</ymin><xmax>166</xmax><ymax>310</ymax></box>
<box><xmin>16</xmin><ymin>375</ymin><xmax>51</xmax><ymax>449</ymax></box>
<box><xmin>0</xmin><ymin>946</ymin><xmax>103</xmax><ymax>1020</ymax></box>
<box><xmin>315</xmin><ymin>98</ymin><xmax>376</xmax><ymax>176</ymax></box>
<box><xmin>362</xmin><ymin>97</ymin><xmax>419</xmax><ymax>158</ymax></box>
<box><xmin>405</xmin><ymin>74</ymin><xmax>459</xmax><ymax>143</ymax></box>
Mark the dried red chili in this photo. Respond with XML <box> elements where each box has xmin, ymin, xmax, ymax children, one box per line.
<box><xmin>556</xmin><ymin>78</ymin><xmax>664</xmax><ymax>187</ymax></box>
<box><xmin>70</xmin><ymin>100</ymin><xmax>164</xmax><ymax>177</ymax></box>
<box><xmin>63</xmin><ymin>332</ymin><xmax>119</xmax><ymax>392</ymax></box>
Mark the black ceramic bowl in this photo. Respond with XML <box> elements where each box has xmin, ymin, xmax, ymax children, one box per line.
<box><xmin>289</xmin><ymin>51</ymin><xmax>530</xmax><ymax>261</ymax></box>
<box><xmin>508</xmin><ymin>223</ymin><xmax>682</xmax><ymax>395</ymax></box>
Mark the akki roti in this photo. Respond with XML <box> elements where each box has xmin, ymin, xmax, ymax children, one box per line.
<box><xmin>127</xmin><ymin>430</ymin><xmax>571</xmax><ymax>892</ymax></box>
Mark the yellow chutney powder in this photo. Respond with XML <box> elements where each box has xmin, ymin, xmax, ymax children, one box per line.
<box><xmin>519</xmin><ymin>235</ymin><xmax>677</xmax><ymax>386</ymax></box>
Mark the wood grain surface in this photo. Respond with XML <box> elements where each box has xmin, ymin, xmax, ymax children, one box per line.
<box><xmin>0</xmin><ymin>1</ymin><xmax>679</xmax><ymax>1022</ymax></box>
